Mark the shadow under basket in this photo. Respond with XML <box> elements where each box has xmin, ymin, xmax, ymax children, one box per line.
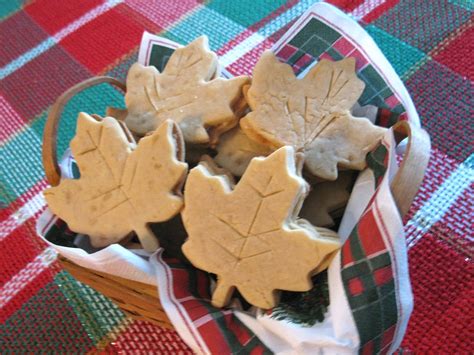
<box><xmin>41</xmin><ymin>76</ymin><xmax>430</xmax><ymax>329</ymax></box>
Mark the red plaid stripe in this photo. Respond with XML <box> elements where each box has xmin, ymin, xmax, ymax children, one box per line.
<box><xmin>58</xmin><ymin>7</ymin><xmax>144</xmax><ymax>74</ymax></box>
<box><xmin>25</xmin><ymin>0</ymin><xmax>103</xmax><ymax>34</ymax></box>
<box><xmin>358</xmin><ymin>211</ymin><xmax>388</xmax><ymax>257</ymax></box>
<box><xmin>1</xmin><ymin>46</ymin><xmax>91</xmax><ymax>119</ymax></box>
<box><xmin>362</xmin><ymin>0</ymin><xmax>400</xmax><ymax>23</ymax></box>
<box><xmin>0</xmin><ymin>228</ymin><xmax>44</xmax><ymax>286</ymax></box>
<box><xmin>326</xmin><ymin>0</ymin><xmax>366</xmax><ymax>12</ymax></box>
<box><xmin>0</xmin><ymin>11</ymin><xmax>49</xmax><ymax>67</ymax></box>
<box><xmin>163</xmin><ymin>256</ymin><xmax>271</xmax><ymax>354</ymax></box>
<box><xmin>434</xmin><ymin>185</ymin><xmax>473</xmax><ymax>241</ymax></box>
<box><xmin>433</xmin><ymin>21</ymin><xmax>474</xmax><ymax>80</ymax></box>
<box><xmin>403</xmin><ymin>233</ymin><xmax>474</xmax><ymax>353</ymax></box>
<box><xmin>226</xmin><ymin>39</ymin><xmax>274</xmax><ymax>76</ymax></box>
<box><xmin>104</xmin><ymin>320</ymin><xmax>192</xmax><ymax>353</ymax></box>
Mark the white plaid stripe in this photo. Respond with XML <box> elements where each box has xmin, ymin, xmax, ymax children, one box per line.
<box><xmin>350</xmin><ymin>0</ymin><xmax>388</xmax><ymax>19</ymax></box>
<box><xmin>0</xmin><ymin>95</ymin><xmax>25</xmax><ymax>143</ymax></box>
<box><xmin>0</xmin><ymin>0</ymin><xmax>123</xmax><ymax>80</ymax></box>
<box><xmin>406</xmin><ymin>154</ymin><xmax>474</xmax><ymax>248</ymax></box>
<box><xmin>0</xmin><ymin>247</ymin><xmax>57</xmax><ymax>308</ymax></box>
<box><xmin>0</xmin><ymin>191</ymin><xmax>46</xmax><ymax>242</ymax></box>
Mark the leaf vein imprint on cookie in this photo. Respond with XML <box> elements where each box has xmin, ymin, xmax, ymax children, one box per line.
<box><xmin>182</xmin><ymin>146</ymin><xmax>340</xmax><ymax>309</ymax></box>
<box><xmin>124</xmin><ymin>36</ymin><xmax>249</xmax><ymax>144</ymax></box>
<box><xmin>44</xmin><ymin>113</ymin><xmax>188</xmax><ymax>252</ymax></box>
<box><xmin>240</xmin><ymin>51</ymin><xmax>387</xmax><ymax>180</ymax></box>
<box><xmin>85</xmin><ymin>126</ymin><xmax>140</xmax><ymax>214</ymax></box>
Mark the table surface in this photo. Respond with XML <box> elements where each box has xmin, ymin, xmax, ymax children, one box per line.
<box><xmin>1</xmin><ymin>0</ymin><xmax>472</xmax><ymax>353</ymax></box>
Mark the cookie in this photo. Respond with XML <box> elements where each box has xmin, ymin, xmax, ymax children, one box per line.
<box><xmin>106</xmin><ymin>106</ymin><xmax>128</xmax><ymax>122</ymax></box>
<box><xmin>105</xmin><ymin>106</ymin><xmax>143</xmax><ymax>142</ymax></box>
<box><xmin>240</xmin><ymin>51</ymin><xmax>386</xmax><ymax>180</ymax></box>
<box><xmin>182</xmin><ymin>146</ymin><xmax>340</xmax><ymax>309</ymax></box>
<box><xmin>299</xmin><ymin>171</ymin><xmax>355</xmax><ymax>228</ymax></box>
<box><xmin>351</xmin><ymin>102</ymin><xmax>378</xmax><ymax>123</ymax></box>
<box><xmin>124</xmin><ymin>36</ymin><xmax>249</xmax><ymax>144</ymax></box>
<box><xmin>199</xmin><ymin>154</ymin><xmax>236</xmax><ymax>185</ymax></box>
<box><xmin>214</xmin><ymin>127</ymin><xmax>272</xmax><ymax>176</ymax></box>
<box><xmin>44</xmin><ymin>113</ymin><xmax>188</xmax><ymax>252</ymax></box>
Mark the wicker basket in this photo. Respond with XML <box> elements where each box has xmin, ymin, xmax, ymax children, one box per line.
<box><xmin>59</xmin><ymin>256</ymin><xmax>173</xmax><ymax>328</ymax></box>
<box><xmin>41</xmin><ymin>76</ymin><xmax>430</xmax><ymax>329</ymax></box>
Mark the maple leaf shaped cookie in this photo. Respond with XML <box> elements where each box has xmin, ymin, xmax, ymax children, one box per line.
<box><xmin>241</xmin><ymin>51</ymin><xmax>386</xmax><ymax>180</ymax></box>
<box><xmin>182</xmin><ymin>146</ymin><xmax>340</xmax><ymax>309</ymax></box>
<box><xmin>124</xmin><ymin>36</ymin><xmax>250</xmax><ymax>144</ymax></box>
<box><xmin>44</xmin><ymin>113</ymin><xmax>188</xmax><ymax>252</ymax></box>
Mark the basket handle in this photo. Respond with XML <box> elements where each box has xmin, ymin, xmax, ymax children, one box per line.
<box><xmin>390</xmin><ymin>120</ymin><xmax>431</xmax><ymax>217</ymax></box>
<box><xmin>42</xmin><ymin>76</ymin><xmax>126</xmax><ymax>187</ymax></box>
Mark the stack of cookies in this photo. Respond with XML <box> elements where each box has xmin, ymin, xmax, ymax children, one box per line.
<box><xmin>44</xmin><ymin>36</ymin><xmax>386</xmax><ymax>309</ymax></box>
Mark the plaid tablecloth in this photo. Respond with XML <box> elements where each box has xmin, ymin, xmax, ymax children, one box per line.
<box><xmin>0</xmin><ymin>0</ymin><xmax>472</xmax><ymax>353</ymax></box>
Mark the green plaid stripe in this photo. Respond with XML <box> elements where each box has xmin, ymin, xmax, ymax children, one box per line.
<box><xmin>366</xmin><ymin>144</ymin><xmax>389</xmax><ymax>188</ymax></box>
<box><xmin>364</xmin><ymin>25</ymin><xmax>427</xmax><ymax>78</ymax></box>
<box><xmin>373</xmin><ymin>0</ymin><xmax>472</xmax><ymax>53</ymax></box>
<box><xmin>30</xmin><ymin>83</ymin><xmax>125</xmax><ymax>159</ymax></box>
<box><xmin>0</xmin><ymin>82</ymin><xmax>125</xmax><ymax>206</ymax></box>
<box><xmin>341</xmin><ymin>228</ymin><xmax>398</xmax><ymax>354</ymax></box>
<box><xmin>289</xmin><ymin>19</ymin><xmax>341</xmax><ymax>56</ymax></box>
<box><xmin>0</xmin><ymin>127</ymin><xmax>44</xmax><ymax>205</ymax></box>
<box><xmin>0</xmin><ymin>280</ymin><xmax>94</xmax><ymax>352</ymax></box>
<box><xmin>55</xmin><ymin>271</ymin><xmax>126</xmax><ymax>344</ymax></box>
<box><xmin>149</xmin><ymin>46</ymin><xmax>175</xmax><ymax>71</ymax></box>
<box><xmin>207</xmin><ymin>0</ymin><xmax>288</xmax><ymax>28</ymax></box>
<box><xmin>358</xmin><ymin>65</ymin><xmax>396</xmax><ymax>109</ymax></box>
<box><xmin>165</xmin><ymin>6</ymin><xmax>247</xmax><ymax>50</ymax></box>
<box><xmin>0</xmin><ymin>0</ymin><xmax>23</xmax><ymax>20</ymax></box>
<box><xmin>105</xmin><ymin>50</ymin><xmax>138</xmax><ymax>82</ymax></box>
